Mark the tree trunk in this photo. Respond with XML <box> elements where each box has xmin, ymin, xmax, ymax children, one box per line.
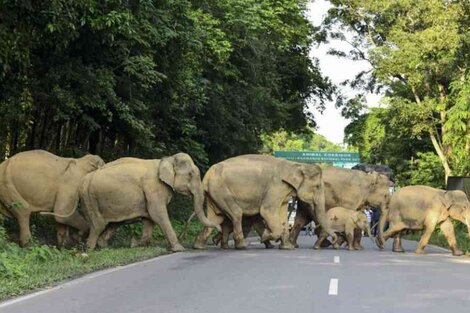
<box><xmin>429</xmin><ymin>130</ymin><xmax>452</xmax><ymax>183</ymax></box>
<box><xmin>412</xmin><ymin>85</ymin><xmax>452</xmax><ymax>183</ymax></box>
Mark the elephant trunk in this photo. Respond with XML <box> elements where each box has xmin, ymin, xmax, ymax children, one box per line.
<box><xmin>377</xmin><ymin>203</ymin><xmax>389</xmax><ymax>243</ymax></box>
<box><xmin>312</xmin><ymin>184</ymin><xmax>337</xmax><ymax>243</ymax></box>
<box><xmin>192</xmin><ymin>182</ymin><xmax>221</xmax><ymax>232</ymax></box>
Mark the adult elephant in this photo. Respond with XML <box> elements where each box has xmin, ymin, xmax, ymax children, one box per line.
<box><xmin>0</xmin><ymin>150</ymin><xmax>104</xmax><ymax>246</ymax></box>
<box><xmin>79</xmin><ymin>153</ymin><xmax>220</xmax><ymax>252</ymax></box>
<box><xmin>375</xmin><ymin>185</ymin><xmax>470</xmax><ymax>256</ymax></box>
<box><xmin>289</xmin><ymin>167</ymin><xmax>390</xmax><ymax>249</ymax></box>
<box><xmin>193</xmin><ymin>154</ymin><xmax>336</xmax><ymax>250</ymax></box>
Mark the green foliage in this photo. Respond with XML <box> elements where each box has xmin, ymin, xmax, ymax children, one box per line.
<box><xmin>409</xmin><ymin>152</ymin><xmax>445</xmax><ymax>189</ymax></box>
<box><xmin>344</xmin><ymin>106</ymin><xmax>444</xmax><ymax>187</ymax></box>
<box><xmin>260</xmin><ymin>129</ymin><xmax>344</xmax><ymax>154</ymax></box>
<box><xmin>327</xmin><ymin>0</ymin><xmax>470</xmax><ymax>182</ymax></box>
<box><xmin>0</xmin><ymin>0</ymin><xmax>331</xmax><ymax>165</ymax></box>
<box><xmin>0</xmin><ymin>244</ymin><xmax>166</xmax><ymax>300</ymax></box>
<box><xmin>0</xmin><ymin>215</ymin><xmax>203</xmax><ymax>300</ymax></box>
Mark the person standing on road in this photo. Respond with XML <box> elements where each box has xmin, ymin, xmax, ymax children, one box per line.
<box><xmin>364</xmin><ymin>207</ymin><xmax>372</xmax><ymax>237</ymax></box>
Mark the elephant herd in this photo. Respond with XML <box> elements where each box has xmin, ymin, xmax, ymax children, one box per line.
<box><xmin>1</xmin><ymin>150</ymin><xmax>469</xmax><ymax>256</ymax></box>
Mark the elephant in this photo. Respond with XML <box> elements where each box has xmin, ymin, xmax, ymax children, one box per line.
<box><xmin>313</xmin><ymin>206</ymin><xmax>372</xmax><ymax>250</ymax></box>
<box><xmin>289</xmin><ymin>167</ymin><xmax>390</xmax><ymax>249</ymax></box>
<box><xmin>375</xmin><ymin>185</ymin><xmax>470</xmax><ymax>256</ymax></box>
<box><xmin>193</xmin><ymin>154</ymin><xmax>336</xmax><ymax>250</ymax></box>
<box><xmin>79</xmin><ymin>153</ymin><xmax>221</xmax><ymax>252</ymax></box>
<box><xmin>212</xmin><ymin>215</ymin><xmax>274</xmax><ymax>249</ymax></box>
<box><xmin>0</xmin><ymin>150</ymin><xmax>104</xmax><ymax>246</ymax></box>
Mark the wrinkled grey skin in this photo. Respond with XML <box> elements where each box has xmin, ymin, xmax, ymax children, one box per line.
<box><xmin>376</xmin><ymin>185</ymin><xmax>470</xmax><ymax>256</ymax></box>
<box><xmin>80</xmin><ymin>153</ymin><xmax>220</xmax><ymax>252</ymax></box>
<box><xmin>313</xmin><ymin>207</ymin><xmax>373</xmax><ymax>250</ymax></box>
<box><xmin>289</xmin><ymin>167</ymin><xmax>390</xmax><ymax>249</ymax></box>
<box><xmin>0</xmin><ymin>150</ymin><xmax>104</xmax><ymax>247</ymax></box>
<box><xmin>193</xmin><ymin>154</ymin><xmax>336</xmax><ymax>250</ymax></box>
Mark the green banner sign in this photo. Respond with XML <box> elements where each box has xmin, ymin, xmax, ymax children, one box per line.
<box><xmin>273</xmin><ymin>151</ymin><xmax>360</xmax><ymax>163</ymax></box>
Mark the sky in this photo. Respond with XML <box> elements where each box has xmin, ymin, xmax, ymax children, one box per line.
<box><xmin>306</xmin><ymin>0</ymin><xmax>382</xmax><ymax>144</ymax></box>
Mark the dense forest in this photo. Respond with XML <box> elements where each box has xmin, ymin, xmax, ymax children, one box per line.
<box><xmin>0</xmin><ymin>0</ymin><xmax>333</xmax><ymax>169</ymax></box>
<box><xmin>326</xmin><ymin>0</ymin><xmax>470</xmax><ymax>187</ymax></box>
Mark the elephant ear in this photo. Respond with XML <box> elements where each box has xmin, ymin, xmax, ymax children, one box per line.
<box><xmin>442</xmin><ymin>191</ymin><xmax>455</xmax><ymax>210</ymax></box>
<box><xmin>281</xmin><ymin>164</ymin><xmax>304</xmax><ymax>190</ymax></box>
<box><xmin>367</xmin><ymin>172</ymin><xmax>380</xmax><ymax>190</ymax></box>
<box><xmin>159</xmin><ymin>158</ymin><xmax>175</xmax><ymax>190</ymax></box>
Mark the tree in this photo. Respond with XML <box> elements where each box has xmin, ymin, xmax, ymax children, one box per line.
<box><xmin>0</xmin><ymin>0</ymin><xmax>333</xmax><ymax>169</ymax></box>
<box><xmin>326</xmin><ymin>0</ymin><xmax>470</xmax><ymax>182</ymax></box>
<box><xmin>260</xmin><ymin>129</ymin><xmax>344</xmax><ymax>154</ymax></box>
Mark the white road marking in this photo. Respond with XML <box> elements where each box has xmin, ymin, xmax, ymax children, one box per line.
<box><xmin>0</xmin><ymin>253</ymin><xmax>179</xmax><ymax>308</ymax></box>
<box><xmin>334</xmin><ymin>256</ymin><xmax>340</xmax><ymax>264</ymax></box>
<box><xmin>328</xmin><ymin>278</ymin><xmax>338</xmax><ymax>295</ymax></box>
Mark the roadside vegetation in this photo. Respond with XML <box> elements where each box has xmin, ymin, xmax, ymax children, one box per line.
<box><xmin>325</xmin><ymin>0</ymin><xmax>470</xmax><ymax>252</ymax></box>
<box><xmin>0</xmin><ymin>195</ymin><xmax>204</xmax><ymax>301</ymax></box>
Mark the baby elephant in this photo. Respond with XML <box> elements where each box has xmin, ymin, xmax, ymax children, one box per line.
<box><xmin>313</xmin><ymin>207</ymin><xmax>372</xmax><ymax>250</ymax></box>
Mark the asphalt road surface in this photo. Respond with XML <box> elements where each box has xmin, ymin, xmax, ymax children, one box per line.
<box><xmin>2</xmin><ymin>234</ymin><xmax>470</xmax><ymax>313</ymax></box>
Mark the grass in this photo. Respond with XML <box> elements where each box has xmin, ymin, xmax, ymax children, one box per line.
<box><xmin>0</xmin><ymin>246</ymin><xmax>167</xmax><ymax>300</ymax></box>
<box><xmin>0</xmin><ymin>219</ymin><xmax>205</xmax><ymax>301</ymax></box>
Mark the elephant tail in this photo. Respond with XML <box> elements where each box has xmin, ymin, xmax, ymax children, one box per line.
<box><xmin>78</xmin><ymin>171</ymin><xmax>101</xmax><ymax>227</ymax></box>
<box><xmin>376</xmin><ymin>206</ymin><xmax>389</xmax><ymax>249</ymax></box>
<box><xmin>40</xmin><ymin>210</ymin><xmax>77</xmax><ymax>218</ymax></box>
<box><xmin>1</xmin><ymin>158</ymin><xmax>33</xmax><ymax>215</ymax></box>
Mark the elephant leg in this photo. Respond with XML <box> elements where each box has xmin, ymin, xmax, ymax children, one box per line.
<box><xmin>392</xmin><ymin>232</ymin><xmax>404</xmax><ymax>252</ymax></box>
<box><xmin>353</xmin><ymin>228</ymin><xmax>364</xmax><ymax>250</ymax></box>
<box><xmin>313</xmin><ymin>231</ymin><xmax>328</xmax><ymax>249</ymax></box>
<box><xmin>97</xmin><ymin>226</ymin><xmax>116</xmax><ymax>248</ymax></box>
<box><xmin>220</xmin><ymin>219</ymin><xmax>232</xmax><ymax>249</ymax></box>
<box><xmin>278</xmin><ymin>199</ymin><xmax>295</xmax><ymax>250</ymax></box>
<box><xmin>231</xmin><ymin>215</ymin><xmax>247</xmax><ymax>250</ymax></box>
<box><xmin>440</xmin><ymin>218</ymin><xmax>463</xmax><ymax>256</ymax></box>
<box><xmin>344</xmin><ymin>224</ymin><xmax>355</xmax><ymax>250</ymax></box>
<box><xmin>346</xmin><ymin>232</ymin><xmax>355</xmax><ymax>251</ymax></box>
<box><xmin>261</xmin><ymin>199</ymin><xmax>293</xmax><ymax>250</ymax></box>
<box><xmin>56</xmin><ymin>223</ymin><xmax>68</xmax><ymax>248</ymax></box>
<box><xmin>252</xmin><ymin>218</ymin><xmax>273</xmax><ymax>249</ymax></box>
<box><xmin>212</xmin><ymin>232</ymin><xmax>222</xmax><ymax>246</ymax></box>
<box><xmin>131</xmin><ymin>219</ymin><xmax>155</xmax><ymax>247</ymax></box>
<box><xmin>288</xmin><ymin>207</ymin><xmax>310</xmax><ymax>247</ymax></box>
<box><xmin>53</xmin><ymin>190</ymin><xmax>89</xmax><ymax>235</ymax></box>
<box><xmin>314</xmin><ymin>225</ymin><xmax>332</xmax><ymax>248</ymax></box>
<box><xmin>333</xmin><ymin>235</ymin><xmax>345</xmax><ymax>249</ymax></box>
<box><xmin>16</xmin><ymin>211</ymin><xmax>32</xmax><ymax>247</ymax></box>
<box><xmin>148</xmin><ymin>204</ymin><xmax>184</xmax><ymax>252</ymax></box>
<box><xmin>87</xmin><ymin>219</ymin><xmax>107</xmax><ymax>251</ymax></box>
<box><xmin>208</xmin><ymin>193</ymin><xmax>246</xmax><ymax>249</ymax></box>
<box><xmin>376</xmin><ymin>221</ymin><xmax>406</xmax><ymax>249</ymax></box>
<box><xmin>415</xmin><ymin>215</ymin><xmax>438</xmax><ymax>254</ymax></box>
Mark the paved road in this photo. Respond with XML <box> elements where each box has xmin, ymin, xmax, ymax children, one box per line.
<box><xmin>2</xmin><ymin>234</ymin><xmax>470</xmax><ymax>313</ymax></box>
